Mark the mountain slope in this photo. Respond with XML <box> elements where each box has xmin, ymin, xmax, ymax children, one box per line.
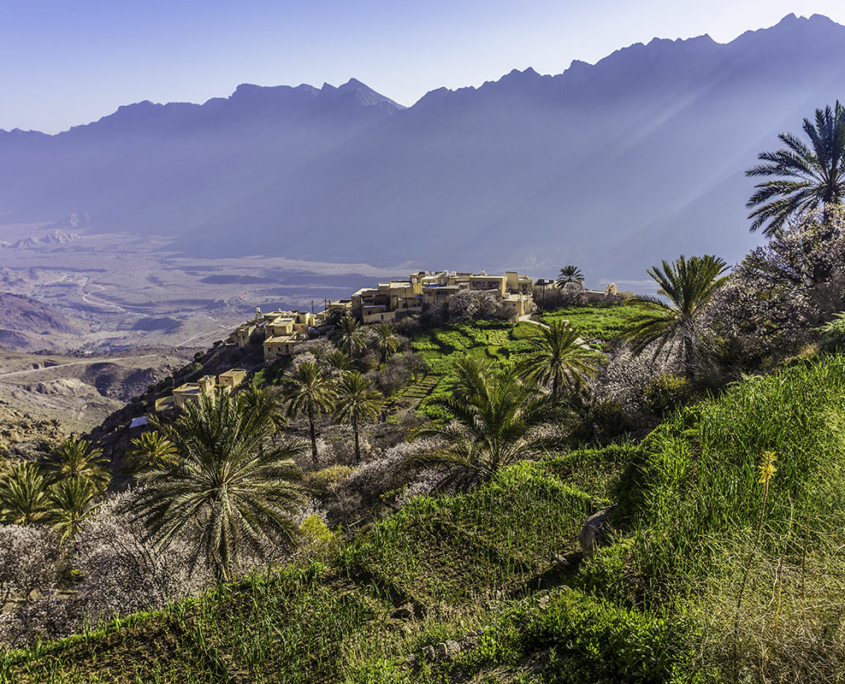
<box><xmin>0</xmin><ymin>293</ymin><xmax>89</xmax><ymax>352</ymax></box>
<box><xmin>197</xmin><ymin>13</ymin><xmax>843</xmax><ymax>279</ymax></box>
<box><xmin>0</xmin><ymin>79</ymin><xmax>405</xmax><ymax>236</ymax></box>
<box><xmin>1</xmin><ymin>14</ymin><xmax>844</xmax><ymax>280</ymax></box>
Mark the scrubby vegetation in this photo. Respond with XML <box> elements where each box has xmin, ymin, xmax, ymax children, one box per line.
<box><xmin>4</xmin><ymin>104</ymin><xmax>845</xmax><ymax>683</ymax></box>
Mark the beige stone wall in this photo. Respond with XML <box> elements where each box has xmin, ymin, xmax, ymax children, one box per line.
<box><xmin>218</xmin><ymin>369</ymin><xmax>247</xmax><ymax>389</ymax></box>
<box><xmin>363</xmin><ymin>310</ymin><xmax>397</xmax><ymax>324</ymax></box>
<box><xmin>469</xmin><ymin>275</ymin><xmax>506</xmax><ymax>296</ymax></box>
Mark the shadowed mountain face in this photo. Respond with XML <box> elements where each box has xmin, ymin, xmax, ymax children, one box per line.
<box><xmin>0</xmin><ymin>293</ymin><xmax>89</xmax><ymax>352</ymax></box>
<box><xmin>2</xmin><ymin>14</ymin><xmax>845</xmax><ymax>281</ymax></box>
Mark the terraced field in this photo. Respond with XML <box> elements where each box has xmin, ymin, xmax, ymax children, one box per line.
<box><xmin>408</xmin><ymin>321</ymin><xmax>537</xmax><ymax>418</ymax></box>
<box><xmin>540</xmin><ymin>304</ymin><xmax>662</xmax><ymax>345</ymax></box>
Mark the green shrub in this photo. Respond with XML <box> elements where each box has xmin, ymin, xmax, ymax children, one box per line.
<box><xmin>299</xmin><ymin>514</ymin><xmax>343</xmax><ymax>559</ymax></box>
<box><xmin>304</xmin><ymin>465</ymin><xmax>354</xmax><ymax>494</ymax></box>
<box><xmin>525</xmin><ymin>591</ymin><xmax>685</xmax><ymax>684</ymax></box>
<box><xmin>643</xmin><ymin>375</ymin><xmax>694</xmax><ymax>417</ymax></box>
<box><xmin>818</xmin><ymin>312</ymin><xmax>845</xmax><ymax>352</ymax></box>
<box><xmin>576</xmin><ymin>542</ymin><xmax>636</xmax><ymax>606</ymax></box>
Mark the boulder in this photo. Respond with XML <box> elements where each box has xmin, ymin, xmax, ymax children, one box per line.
<box><xmin>435</xmin><ymin>640</ymin><xmax>461</xmax><ymax>660</ymax></box>
<box><xmin>578</xmin><ymin>506</ymin><xmax>616</xmax><ymax>559</ymax></box>
<box><xmin>460</xmin><ymin>635</ymin><xmax>480</xmax><ymax>651</ymax></box>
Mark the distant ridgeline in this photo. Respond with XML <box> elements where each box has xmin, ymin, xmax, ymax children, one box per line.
<box><xmin>1</xmin><ymin>14</ymin><xmax>843</xmax><ymax>277</ymax></box>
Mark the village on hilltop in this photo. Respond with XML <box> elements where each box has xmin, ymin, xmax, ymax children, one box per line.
<box><xmin>154</xmin><ymin>268</ymin><xmax>619</xmax><ymax>411</ymax></box>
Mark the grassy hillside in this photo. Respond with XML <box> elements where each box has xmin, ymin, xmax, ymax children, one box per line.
<box><xmin>6</xmin><ymin>355</ymin><xmax>845</xmax><ymax>682</ymax></box>
<box><xmin>406</xmin><ymin>320</ymin><xmax>536</xmax><ymax>417</ymax></box>
<box><xmin>540</xmin><ymin>304</ymin><xmax>663</xmax><ymax>346</ymax></box>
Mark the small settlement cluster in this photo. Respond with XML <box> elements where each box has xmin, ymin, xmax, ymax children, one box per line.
<box><xmin>153</xmin><ymin>268</ymin><xmax>613</xmax><ymax>413</ymax></box>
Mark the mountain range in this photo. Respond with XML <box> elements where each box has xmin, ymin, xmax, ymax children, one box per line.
<box><xmin>2</xmin><ymin>13</ymin><xmax>844</xmax><ymax>281</ymax></box>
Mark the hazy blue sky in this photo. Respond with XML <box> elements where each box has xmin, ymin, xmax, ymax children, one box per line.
<box><xmin>2</xmin><ymin>0</ymin><xmax>844</xmax><ymax>133</ymax></box>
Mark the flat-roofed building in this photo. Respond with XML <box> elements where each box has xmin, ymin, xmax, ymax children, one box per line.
<box><xmin>155</xmin><ymin>370</ymin><xmax>250</xmax><ymax>411</ymax></box>
<box><xmin>218</xmin><ymin>368</ymin><xmax>247</xmax><ymax>389</ymax></box>
<box><xmin>263</xmin><ymin>332</ymin><xmax>309</xmax><ymax>362</ymax></box>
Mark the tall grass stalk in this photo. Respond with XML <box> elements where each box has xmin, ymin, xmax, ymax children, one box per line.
<box><xmin>732</xmin><ymin>450</ymin><xmax>776</xmax><ymax>684</ymax></box>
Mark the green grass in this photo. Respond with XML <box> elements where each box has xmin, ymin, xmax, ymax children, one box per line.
<box><xmin>2</xmin><ymin>565</ymin><xmax>390</xmax><ymax>684</ymax></box>
<box><xmin>341</xmin><ymin>462</ymin><xmax>592</xmax><ymax>606</ymax></box>
<box><xmin>406</xmin><ymin>307</ymin><xmax>657</xmax><ymax>417</ymax></box>
<box><xmin>8</xmin><ymin>356</ymin><xmax>845</xmax><ymax>682</ymax></box>
<box><xmin>410</xmin><ymin>320</ymin><xmax>535</xmax><ymax>375</ymax></box>
<box><xmin>540</xmin><ymin>305</ymin><xmax>663</xmax><ymax>344</ymax></box>
<box><xmin>408</xmin><ymin>321</ymin><xmax>539</xmax><ymax>417</ymax></box>
<box><xmin>0</xmin><ymin>461</ymin><xmax>603</xmax><ymax>683</ymax></box>
<box><xmin>628</xmin><ymin>356</ymin><xmax>845</xmax><ymax>582</ymax></box>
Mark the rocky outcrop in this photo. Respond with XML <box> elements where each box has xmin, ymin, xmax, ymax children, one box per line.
<box><xmin>578</xmin><ymin>506</ymin><xmax>616</xmax><ymax>559</ymax></box>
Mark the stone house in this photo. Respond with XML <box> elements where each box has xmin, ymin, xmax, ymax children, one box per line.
<box><xmin>155</xmin><ymin>369</ymin><xmax>248</xmax><ymax>412</ymax></box>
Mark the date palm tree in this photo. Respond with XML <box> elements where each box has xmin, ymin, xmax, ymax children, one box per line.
<box><xmin>403</xmin><ymin>358</ymin><xmax>561</xmax><ymax>490</ymax></box>
<box><xmin>334</xmin><ymin>372</ymin><xmax>383</xmax><ymax>463</ymax></box>
<box><xmin>282</xmin><ymin>361</ymin><xmax>336</xmax><ymax>464</ymax></box>
<box><xmin>47</xmin><ymin>478</ymin><xmax>99</xmax><ymax>543</ymax></box>
<box><xmin>128</xmin><ymin>431</ymin><xmax>180</xmax><ymax>471</ymax></box>
<box><xmin>556</xmin><ymin>265</ymin><xmax>585</xmax><ymax>289</ymax></box>
<box><xmin>42</xmin><ymin>437</ymin><xmax>110</xmax><ymax>491</ymax></box>
<box><xmin>746</xmin><ymin>102</ymin><xmax>845</xmax><ymax>236</ymax></box>
<box><xmin>334</xmin><ymin>316</ymin><xmax>367</xmax><ymax>358</ymax></box>
<box><xmin>374</xmin><ymin>323</ymin><xmax>400</xmax><ymax>364</ymax></box>
<box><xmin>324</xmin><ymin>349</ymin><xmax>353</xmax><ymax>375</ymax></box>
<box><xmin>623</xmin><ymin>254</ymin><xmax>729</xmax><ymax>378</ymax></box>
<box><xmin>129</xmin><ymin>390</ymin><xmax>306</xmax><ymax>583</ymax></box>
<box><xmin>238</xmin><ymin>384</ymin><xmax>286</xmax><ymax>438</ymax></box>
<box><xmin>516</xmin><ymin>320</ymin><xmax>601</xmax><ymax>399</ymax></box>
<box><xmin>0</xmin><ymin>462</ymin><xmax>50</xmax><ymax>525</ymax></box>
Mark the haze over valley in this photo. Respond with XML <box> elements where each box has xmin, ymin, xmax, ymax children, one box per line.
<box><xmin>3</xmin><ymin>12</ymin><xmax>845</xmax><ymax>333</ymax></box>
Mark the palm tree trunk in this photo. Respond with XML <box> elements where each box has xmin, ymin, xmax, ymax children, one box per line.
<box><xmin>308</xmin><ymin>405</ymin><xmax>318</xmax><ymax>465</ymax></box>
<box><xmin>353</xmin><ymin>415</ymin><xmax>360</xmax><ymax>464</ymax></box>
<box><xmin>683</xmin><ymin>333</ymin><xmax>695</xmax><ymax>380</ymax></box>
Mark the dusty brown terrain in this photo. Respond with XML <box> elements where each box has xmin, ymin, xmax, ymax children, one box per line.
<box><xmin>0</xmin><ymin>291</ymin><xmax>90</xmax><ymax>352</ymax></box>
<box><xmin>0</xmin><ymin>220</ymin><xmax>404</xmax><ymax>435</ymax></box>
<box><xmin>0</xmin><ymin>345</ymin><xmax>195</xmax><ymax>437</ymax></box>
<box><xmin>0</xmin><ymin>221</ymin><xmax>405</xmax><ymax>353</ymax></box>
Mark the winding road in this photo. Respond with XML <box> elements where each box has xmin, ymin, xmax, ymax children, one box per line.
<box><xmin>0</xmin><ymin>354</ymin><xmax>161</xmax><ymax>381</ymax></box>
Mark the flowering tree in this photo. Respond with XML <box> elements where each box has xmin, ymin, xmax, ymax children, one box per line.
<box><xmin>712</xmin><ymin>207</ymin><xmax>845</xmax><ymax>362</ymax></box>
<box><xmin>445</xmin><ymin>290</ymin><xmax>506</xmax><ymax>322</ymax></box>
<box><xmin>0</xmin><ymin>525</ymin><xmax>59</xmax><ymax>607</ymax></box>
<box><xmin>0</xmin><ymin>492</ymin><xmax>213</xmax><ymax>647</ymax></box>
<box><xmin>71</xmin><ymin>492</ymin><xmax>212</xmax><ymax>627</ymax></box>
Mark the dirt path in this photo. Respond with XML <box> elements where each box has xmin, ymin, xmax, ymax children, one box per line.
<box><xmin>519</xmin><ymin>315</ymin><xmax>550</xmax><ymax>329</ymax></box>
<box><xmin>0</xmin><ymin>354</ymin><xmax>161</xmax><ymax>380</ymax></box>
<box><xmin>81</xmin><ymin>278</ymin><xmax>128</xmax><ymax>312</ymax></box>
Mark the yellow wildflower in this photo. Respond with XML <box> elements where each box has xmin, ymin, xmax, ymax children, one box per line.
<box><xmin>758</xmin><ymin>451</ymin><xmax>777</xmax><ymax>484</ymax></box>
